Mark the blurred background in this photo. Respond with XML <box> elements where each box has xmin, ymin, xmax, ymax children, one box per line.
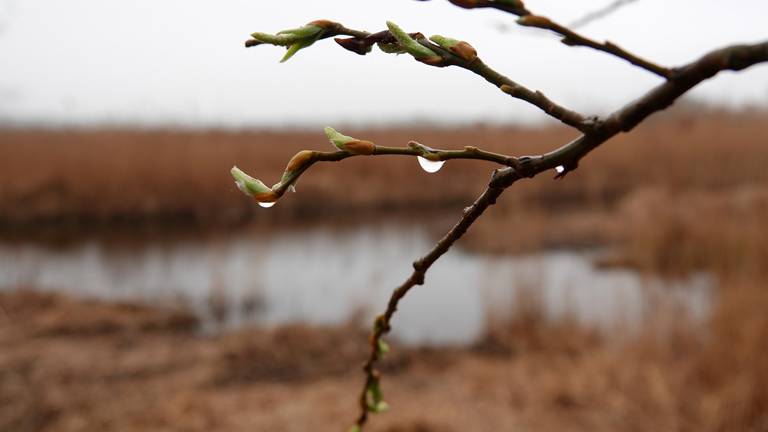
<box><xmin>1</xmin><ymin>1</ymin><xmax>767</xmax><ymax>431</ymax></box>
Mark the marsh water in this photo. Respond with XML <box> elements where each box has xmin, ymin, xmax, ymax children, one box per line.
<box><xmin>0</xmin><ymin>221</ymin><xmax>712</xmax><ymax>345</ymax></box>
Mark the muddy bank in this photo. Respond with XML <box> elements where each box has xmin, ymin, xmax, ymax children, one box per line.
<box><xmin>2</xmin><ymin>287</ymin><xmax>767</xmax><ymax>432</ymax></box>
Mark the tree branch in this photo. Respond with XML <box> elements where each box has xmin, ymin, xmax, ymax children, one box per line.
<box><xmin>351</xmin><ymin>39</ymin><xmax>768</xmax><ymax>430</ymax></box>
<box><xmin>247</xmin><ymin>21</ymin><xmax>591</xmax><ymax>131</ymax></box>
<box><xmin>232</xmin><ymin>133</ymin><xmax>519</xmax><ymax>204</ymax></box>
<box><xmin>516</xmin><ymin>14</ymin><xmax>672</xmax><ymax>79</ymax></box>
<box><xmin>421</xmin><ymin>0</ymin><xmax>672</xmax><ymax>78</ymax></box>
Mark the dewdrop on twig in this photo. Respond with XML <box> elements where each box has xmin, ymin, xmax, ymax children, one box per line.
<box><xmin>417</xmin><ymin>156</ymin><xmax>445</xmax><ymax>173</ymax></box>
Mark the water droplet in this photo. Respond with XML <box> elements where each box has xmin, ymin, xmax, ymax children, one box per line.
<box><xmin>417</xmin><ymin>156</ymin><xmax>445</xmax><ymax>173</ymax></box>
<box><xmin>258</xmin><ymin>201</ymin><xmax>276</xmax><ymax>208</ymax></box>
<box><xmin>555</xmin><ymin>165</ymin><xmax>565</xmax><ymax>174</ymax></box>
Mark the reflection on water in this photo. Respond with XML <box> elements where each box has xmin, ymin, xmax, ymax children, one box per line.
<box><xmin>0</xmin><ymin>223</ymin><xmax>713</xmax><ymax>345</ymax></box>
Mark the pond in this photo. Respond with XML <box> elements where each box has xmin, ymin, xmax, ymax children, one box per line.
<box><xmin>0</xmin><ymin>221</ymin><xmax>713</xmax><ymax>345</ymax></box>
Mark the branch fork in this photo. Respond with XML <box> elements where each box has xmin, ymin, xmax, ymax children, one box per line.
<box><xmin>236</xmin><ymin>5</ymin><xmax>768</xmax><ymax>430</ymax></box>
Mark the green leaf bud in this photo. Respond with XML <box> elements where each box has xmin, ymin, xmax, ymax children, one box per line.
<box><xmin>429</xmin><ymin>35</ymin><xmax>478</xmax><ymax>61</ymax></box>
<box><xmin>385</xmin><ymin>21</ymin><xmax>443</xmax><ymax>65</ymax></box>
<box><xmin>276</xmin><ymin>24</ymin><xmax>323</xmax><ymax>39</ymax></box>
<box><xmin>249</xmin><ymin>32</ymin><xmax>296</xmax><ymax>47</ymax></box>
<box><xmin>230</xmin><ymin>166</ymin><xmax>279</xmax><ymax>202</ymax></box>
<box><xmin>376</xmin><ymin>339</ymin><xmax>390</xmax><ymax>357</ymax></box>
<box><xmin>251</xmin><ymin>22</ymin><xmax>331</xmax><ymax>62</ymax></box>
<box><xmin>370</xmin><ymin>401</ymin><xmax>389</xmax><ymax>413</ymax></box>
<box><xmin>280</xmin><ymin>39</ymin><xmax>314</xmax><ymax>63</ymax></box>
<box><xmin>324</xmin><ymin>127</ymin><xmax>375</xmax><ymax>155</ymax></box>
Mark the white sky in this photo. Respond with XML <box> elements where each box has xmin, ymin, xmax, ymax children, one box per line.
<box><xmin>0</xmin><ymin>0</ymin><xmax>766</xmax><ymax>128</ymax></box>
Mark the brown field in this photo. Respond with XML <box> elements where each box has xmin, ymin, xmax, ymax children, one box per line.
<box><xmin>2</xmin><ymin>107</ymin><xmax>768</xmax><ymax>431</ymax></box>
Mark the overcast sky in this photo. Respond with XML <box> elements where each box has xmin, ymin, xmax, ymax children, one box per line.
<box><xmin>0</xmin><ymin>0</ymin><xmax>766</xmax><ymax>128</ymax></box>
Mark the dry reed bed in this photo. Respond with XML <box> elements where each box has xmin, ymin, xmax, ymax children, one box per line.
<box><xmin>1</xmin><ymin>109</ymin><xmax>766</xmax><ymax>227</ymax></box>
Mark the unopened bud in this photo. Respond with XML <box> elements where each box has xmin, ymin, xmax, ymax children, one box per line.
<box><xmin>280</xmin><ymin>40</ymin><xmax>313</xmax><ymax>63</ymax></box>
<box><xmin>517</xmin><ymin>15</ymin><xmax>553</xmax><ymax>28</ymax></box>
<box><xmin>335</xmin><ymin>37</ymin><xmax>373</xmax><ymax>55</ymax></box>
<box><xmin>285</xmin><ymin>150</ymin><xmax>315</xmax><ymax>172</ymax></box>
<box><xmin>324</xmin><ymin>127</ymin><xmax>375</xmax><ymax>155</ymax></box>
<box><xmin>230</xmin><ymin>166</ymin><xmax>279</xmax><ymax>202</ymax></box>
<box><xmin>251</xmin><ymin>22</ymin><xmax>328</xmax><ymax>62</ymax></box>
<box><xmin>366</xmin><ymin>378</ymin><xmax>387</xmax><ymax>413</ymax></box>
<box><xmin>278</xmin><ymin>149</ymin><xmax>315</xmax><ymax>187</ymax></box>
<box><xmin>385</xmin><ymin>21</ymin><xmax>443</xmax><ymax>65</ymax></box>
<box><xmin>249</xmin><ymin>32</ymin><xmax>295</xmax><ymax>47</ymax></box>
<box><xmin>307</xmin><ymin>19</ymin><xmax>338</xmax><ymax>30</ymax></box>
<box><xmin>276</xmin><ymin>24</ymin><xmax>324</xmax><ymax>39</ymax></box>
<box><xmin>429</xmin><ymin>35</ymin><xmax>477</xmax><ymax>61</ymax></box>
<box><xmin>377</xmin><ymin>339</ymin><xmax>390</xmax><ymax>356</ymax></box>
<box><xmin>369</xmin><ymin>401</ymin><xmax>389</xmax><ymax>413</ymax></box>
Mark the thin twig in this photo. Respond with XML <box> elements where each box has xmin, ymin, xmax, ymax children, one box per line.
<box><xmin>352</xmin><ymin>39</ymin><xmax>768</xmax><ymax>430</ymax></box>
<box><xmin>356</xmin><ymin>183</ymin><xmax>505</xmax><ymax>426</ymax></box>
<box><xmin>568</xmin><ymin>0</ymin><xmax>640</xmax><ymax>30</ymax></box>
<box><xmin>516</xmin><ymin>14</ymin><xmax>672</xmax><ymax>79</ymax></box>
<box><xmin>423</xmin><ymin>0</ymin><xmax>672</xmax><ymax>78</ymax></box>
<box><xmin>459</xmin><ymin>56</ymin><xmax>592</xmax><ymax>131</ymax></box>
<box><xmin>270</xmin><ymin>142</ymin><xmax>518</xmax><ymax>198</ymax></box>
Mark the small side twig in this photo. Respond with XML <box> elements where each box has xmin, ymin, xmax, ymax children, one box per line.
<box><xmin>232</xmin><ymin>131</ymin><xmax>519</xmax><ymax>205</ymax></box>
<box><xmin>568</xmin><ymin>0</ymin><xmax>640</xmax><ymax>30</ymax></box>
<box><xmin>422</xmin><ymin>0</ymin><xmax>672</xmax><ymax>78</ymax></box>
<box><xmin>355</xmin><ymin>182</ymin><xmax>505</xmax><ymax>427</ymax></box>
<box><xmin>516</xmin><ymin>14</ymin><xmax>672</xmax><ymax>79</ymax></box>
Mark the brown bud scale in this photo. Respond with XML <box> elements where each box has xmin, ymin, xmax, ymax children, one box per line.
<box><xmin>418</xmin><ymin>56</ymin><xmax>446</xmax><ymax>67</ymax></box>
<box><xmin>253</xmin><ymin>190</ymin><xmax>279</xmax><ymax>203</ymax></box>
<box><xmin>308</xmin><ymin>19</ymin><xmax>336</xmax><ymax>29</ymax></box>
<box><xmin>517</xmin><ymin>15</ymin><xmax>553</xmax><ymax>28</ymax></box>
<box><xmin>344</xmin><ymin>140</ymin><xmax>376</xmax><ymax>155</ymax></box>
<box><xmin>450</xmin><ymin>41</ymin><xmax>478</xmax><ymax>61</ymax></box>
<box><xmin>285</xmin><ymin>150</ymin><xmax>314</xmax><ymax>172</ymax></box>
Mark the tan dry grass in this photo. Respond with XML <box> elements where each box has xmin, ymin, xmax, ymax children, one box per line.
<box><xmin>1</xmin><ymin>109</ymin><xmax>766</xmax><ymax>227</ymax></box>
